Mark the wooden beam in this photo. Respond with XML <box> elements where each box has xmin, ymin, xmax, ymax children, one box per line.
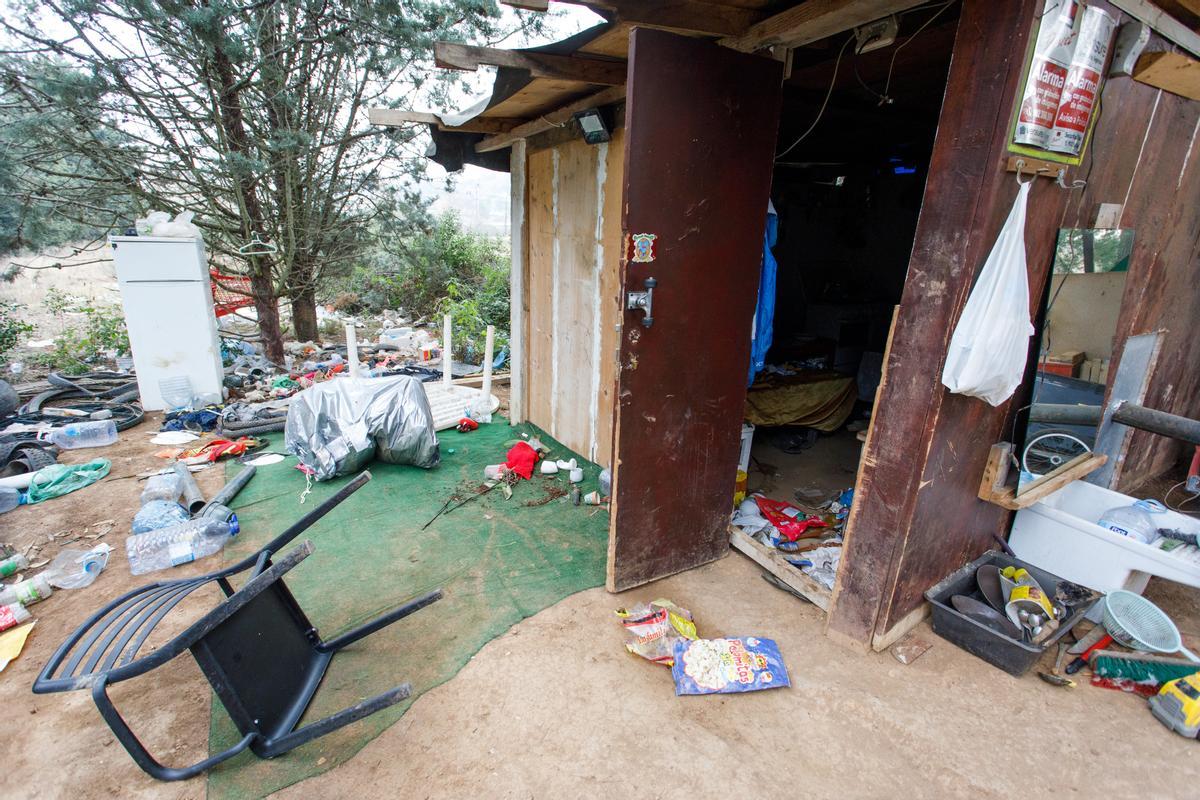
<box><xmin>501</xmin><ymin>0</ymin><xmax>549</xmax><ymax>10</ymax></box>
<box><xmin>1132</xmin><ymin>51</ymin><xmax>1200</xmax><ymax>100</ymax></box>
<box><xmin>724</xmin><ymin>0</ymin><xmax>928</xmax><ymax>52</ymax></box>
<box><xmin>729</xmin><ymin>527</ymin><xmax>832</xmax><ymax>611</ymax></box>
<box><xmin>554</xmin><ymin>0</ymin><xmax>768</xmax><ymax>37</ymax></box>
<box><xmin>367</xmin><ymin>108</ymin><xmax>525</xmax><ymax>134</ymax></box>
<box><xmin>433</xmin><ymin>42</ymin><xmax>626</xmax><ymax>85</ymax></box>
<box><xmin>1109</xmin><ymin>0</ymin><xmax>1200</xmax><ymax>57</ymax></box>
<box><xmin>475</xmin><ymin>84</ymin><xmax>626</xmax><ymax>152</ymax></box>
<box><xmin>978</xmin><ymin>451</ymin><xmax>1108</xmax><ymax>511</ymax></box>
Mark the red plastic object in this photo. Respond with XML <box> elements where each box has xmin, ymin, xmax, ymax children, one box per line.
<box><xmin>457</xmin><ymin>418</ymin><xmax>479</xmax><ymax>432</ymax></box>
<box><xmin>210</xmin><ymin>272</ymin><xmax>255</xmax><ymax>318</ymax></box>
<box><xmin>504</xmin><ymin>442</ymin><xmax>539</xmax><ymax>480</ymax></box>
<box><xmin>753</xmin><ymin>496</ymin><xmax>827</xmax><ymax>542</ymax></box>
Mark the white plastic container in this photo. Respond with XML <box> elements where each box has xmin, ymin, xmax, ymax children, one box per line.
<box><xmin>738</xmin><ymin>423</ymin><xmax>755</xmax><ymax>475</ymax></box>
<box><xmin>0</xmin><ymin>574</ymin><xmax>53</xmax><ymax>606</ymax></box>
<box><xmin>1009</xmin><ymin>481</ymin><xmax>1200</xmax><ymax>600</ymax></box>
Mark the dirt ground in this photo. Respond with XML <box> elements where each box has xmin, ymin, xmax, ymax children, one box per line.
<box><xmin>2</xmin><ymin>418</ymin><xmax>1199</xmax><ymax>800</ymax></box>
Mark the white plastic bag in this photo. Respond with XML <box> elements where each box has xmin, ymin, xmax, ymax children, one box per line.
<box><xmin>941</xmin><ymin>181</ymin><xmax>1035</xmax><ymax>406</ymax></box>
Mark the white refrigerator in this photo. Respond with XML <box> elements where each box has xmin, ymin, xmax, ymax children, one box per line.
<box><xmin>110</xmin><ymin>236</ymin><xmax>224</xmax><ymax>411</ymax></box>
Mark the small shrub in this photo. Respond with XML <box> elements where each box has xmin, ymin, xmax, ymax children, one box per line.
<box><xmin>33</xmin><ymin>303</ymin><xmax>129</xmax><ymax>374</ymax></box>
<box><xmin>0</xmin><ymin>300</ymin><xmax>34</xmax><ymax>359</ymax></box>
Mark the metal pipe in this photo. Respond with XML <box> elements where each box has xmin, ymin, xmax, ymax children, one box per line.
<box><xmin>200</xmin><ymin>465</ymin><xmax>256</xmax><ymax>514</ymax></box>
<box><xmin>1111</xmin><ymin>402</ymin><xmax>1200</xmax><ymax>446</ymax></box>
<box><xmin>1028</xmin><ymin>403</ymin><xmax>1103</xmax><ymax>426</ymax></box>
<box><xmin>173</xmin><ymin>461</ymin><xmax>206</xmax><ymax>515</ymax></box>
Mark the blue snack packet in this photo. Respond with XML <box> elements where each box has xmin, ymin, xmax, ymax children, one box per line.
<box><xmin>671</xmin><ymin>637</ymin><xmax>790</xmax><ymax>695</ymax></box>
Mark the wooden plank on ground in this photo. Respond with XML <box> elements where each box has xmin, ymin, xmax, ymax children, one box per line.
<box><xmin>729</xmin><ymin>527</ymin><xmax>832</xmax><ymax>611</ymax></box>
<box><xmin>434</xmin><ymin>42</ymin><xmax>626</xmax><ymax>85</ymax></box>
<box><xmin>1132</xmin><ymin>51</ymin><xmax>1200</xmax><ymax>100</ymax></box>
<box><xmin>723</xmin><ymin>0</ymin><xmax>928</xmax><ymax>52</ymax></box>
<box><xmin>476</xmin><ymin>85</ymin><xmax>626</xmax><ymax>153</ymax></box>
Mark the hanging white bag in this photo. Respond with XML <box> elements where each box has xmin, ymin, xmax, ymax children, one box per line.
<box><xmin>941</xmin><ymin>179</ymin><xmax>1035</xmax><ymax>406</ymax></box>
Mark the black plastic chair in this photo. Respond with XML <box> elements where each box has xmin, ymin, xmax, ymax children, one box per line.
<box><xmin>33</xmin><ymin>471</ymin><xmax>441</xmax><ymax>781</ymax></box>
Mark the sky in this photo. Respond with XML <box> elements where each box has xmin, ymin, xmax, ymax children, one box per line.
<box><xmin>426</xmin><ymin>3</ymin><xmax>603</xmax><ymax>236</ymax></box>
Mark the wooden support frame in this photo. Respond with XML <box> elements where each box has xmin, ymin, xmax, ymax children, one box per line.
<box><xmin>1132</xmin><ymin>51</ymin><xmax>1200</xmax><ymax>100</ymax></box>
<box><xmin>976</xmin><ymin>443</ymin><xmax>1107</xmax><ymax>510</ymax></box>
<box><xmin>367</xmin><ymin>109</ymin><xmax>524</xmax><ymax>134</ymax></box>
<box><xmin>476</xmin><ymin>85</ymin><xmax>626</xmax><ymax>153</ymax></box>
<box><xmin>729</xmin><ymin>527</ymin><xmax>832</xmax><ymax>611</ymax></box>
<box><xmin>534</xmin><ymin>1</ymin><xmax>769</xmax><ymax>37</ymax></box>
<box><xmin>1109</xmin><ymin>0</ymin><xmax>1200</xmax><ymax>58</ymax></box>
<box><xmin>434</xmin><ymin>42</ymin><xmax>626</xmax><ymax>85</ymax></box>
<box><xmin>723</xmin><ymin>0</ymin><xmax>929</xmax><ymax>52</ymax></box>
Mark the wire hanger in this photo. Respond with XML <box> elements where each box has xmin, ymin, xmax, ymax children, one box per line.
<box><xmin>1055</xmin><ymin>168</ymin><xmax>1087</xmax><ymax>191</ymax></box>
<box><xmin>238</xmin><ymin>232</ymin><xmax>278</xmax><ymax>256</ymax></box>
<box><xmin>1014</xmin><ymin>159</ymin><xmax>1036</xmax><ymax>186</ymax></box>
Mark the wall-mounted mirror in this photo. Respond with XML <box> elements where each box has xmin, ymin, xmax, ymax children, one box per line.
<box><xmin>1017</xmin><ymin>228</ymin><xmax>1134</xmax><ymax>493</ymax></box>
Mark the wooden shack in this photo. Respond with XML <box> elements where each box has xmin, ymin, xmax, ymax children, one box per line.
<box><xmin>374</xmin><ymin>0</ymin><xmax>1200</xmax><ymax>650</ymax></box>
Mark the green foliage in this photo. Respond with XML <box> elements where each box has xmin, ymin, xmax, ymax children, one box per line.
<box><xmin>335</xmin><ymin>212</ymin><xmax>510</xmax><ymax>362</ymax></box>
<box><xmin>319</xmin><ymin>317</ymin><xmax>344</xmax><ymax>339</ymax></box>
<box><xmin>33</xmin><ymin>303</ymin><xmax>130</xmax><ymax>375</ymax></box>
<box><xmin>0</xmin><ymin>301</ymin><xmax>35</xmax><ymax>359</ymax></box>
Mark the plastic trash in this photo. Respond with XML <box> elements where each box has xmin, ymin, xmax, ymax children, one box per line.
<box><xmin>44</xmin><ymin>544</ymin><xmax>112</xmax><ymax>589</ymax></box>
<box><xmin>126</xmin><ymin>518</ymin><xmax>237</xmax><ymax>576</ymax></box>
<box><xmin>941</xmin><ymin>180</ymin><xmax>1035</xmax><ymax>406</ymax></box>
<box><xmin>1098</xmin><ymin>499</ymin><xmax>1168</xmax><ymax>545</ymax></box>
<box><xmin>132</xmin><ymin>499</ymin><xmax>190</xmax><ymax>534</ymax></box>
<box><xmin>540</xmin><ymin>461</ymin><xmax>559</xmax><ymax>475</ymax></box>
<box><xmin>0</xmin><ymin>603</ymin><xmax>31</xmax><ymax>633</ymax></box>
<box><xmin>671</xmin><ymin>637</ymin><xmax>790</xmax><ymax>695</ymax></box>
<box><xmin>39</xmin><ymin>420</ymin><xmax>118</xmax><ymax>450</ymax></box>
<box><xmin>158</xmin><ymin>375</ymin><xmax>194</xmax><ymax>411</ymax></box>
<box><xmin>0</xmin><ymin>553</ymin><xmax>29</xmax><ymax>578</ymax></box>
<box><xmin>0</xmin><ymin>574</ymin><xmax>52</xmax><ymax>606</ymax></box>
<box><xmin>0</xmin><ymin>485</ymin><xmax>22</xmax><ymax>514</ymax></box>
<box><xmin>616</xmin><ymin>599</ymin><xmax>697</xmax><ymax>666</ymax></box>
<box><xmin>569</xmin><ymin>468</ymin><xmax>584</xmax><ymax>483</ymax></box>
<box><xmin>140</xmin><ymin>473</ymin><xmax>183</xmax><ymax>505</ymax></box>
<box><xmin>24</xmin><ymin>459</ymin><xmax>110</xmax><ymax>504</ymax></box>
<box><xmin>599</xmin><ymin>468</ymin><xmax>612</xmax><ymax>496</ymax></box>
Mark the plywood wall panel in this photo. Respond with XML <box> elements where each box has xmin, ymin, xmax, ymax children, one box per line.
<box><xmin>594</xmin><ymin>127</ymin><xmax>626</xmax><ymax>469</ymax></box>
<box><xmin>527</xmin><ymin>148</ymin><xmax>557</xmax><ymax>430</ymax></box>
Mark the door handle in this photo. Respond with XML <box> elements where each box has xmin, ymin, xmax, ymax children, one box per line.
<box><xmin>626</xmin><ymin>277</ymin><xmax>657</xmax><ymax>328</ymax></box>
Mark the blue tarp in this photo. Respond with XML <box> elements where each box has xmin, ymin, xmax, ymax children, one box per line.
<box><xmin>748</xmin><ymin>201</ymin><xmax>778</xmax><ymax>385</ymax></box>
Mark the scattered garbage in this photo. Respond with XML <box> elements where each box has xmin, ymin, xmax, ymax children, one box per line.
<box><xmin>0</xmin><ymin>574</ymin><xmax>52</xmax><ymax>606</ymax></box>
<box><xmin>0</xmin><ymin>602</ymin><xmax>31</xmax><ymax>633</ymax></box>
<box><xmin>132</xmin><ymin>499</ymin><xmax>190</xmax><ymax>533</ymax></box>
<box><xmin>616</xmin><ymin>599</ymin><xmax>697</xmax><ymax>666</ymax></box>
<box><xmin>139</xmin><ymin>472</ymin><xmax>183</xmax><ymax>505</ymax></box>
<box><xmin>0</xmin><ymin>619</ymin><xmax>34</xmax><ymax>673</ymax></box>
<box><xmin>1097</xmin><ymin>498</ymin><xmax>1168</xmax><ymax>545</ymax></box>
<box><xmin>891</xmin><ymin>634</ymin><xmax>933</xmax><ymax>665</ymax></box>
<box><xmin>0</xmin><ymin>553</ymin><xmax>30</xmax><ymax>578</ymax></box>
<box><xmin>24</xmin><ymin>459</ymin><xmax>110</xmax><ymax>504</ymax></box>
<box><xmin>671</xmin><ymin>637</ymin><xmax>790</xmax><ymax>695</ymax></box>
<box><xmin>43</xmin><ymin>544</ymin><xmax>112</xmax><ymax>589</ymax></box>
<box><xmin>134</xmin><ymin>209</ymin><xmax>202</xmax><ymax>238</ymax></box>
<box><xmin>0</xmin><ymin>485</ymin><xmax>21</xmax><ymax>514</ymax></box>
<box><xmin>126</xmin><ymin>517</ymin><xmax>237</xmax><ymax>575</ymax></box>
<box><xmin>39</xmin><ymin>419</ymin><xmax>118</xmax><ymax>450</ymax></box>
<box><xmin>504</xmin><ymin>441</ymin><xmax>539</xmax><ymax>480</ymax></box>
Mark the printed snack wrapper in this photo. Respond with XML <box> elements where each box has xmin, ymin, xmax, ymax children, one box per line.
<box><xmin>616</xmin><ymin>599</ymin><xmax>697</xmax><ymax>666</ymax></box>
<box><xmin>671</xmin><ymin>637</ymin><xmax>790</xmax><ymax>696</ymax></box>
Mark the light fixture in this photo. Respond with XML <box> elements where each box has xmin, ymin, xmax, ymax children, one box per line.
<box><xmin>573</xmin><ymin>108</ymin><xmax>610</xmax><ymax>145</ymax></box>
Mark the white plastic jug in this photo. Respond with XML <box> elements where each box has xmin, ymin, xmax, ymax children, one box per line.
<box><xmin>1097</xmin><ymin>499</ymin><xmax>1168</xmax><ymax>545</ymax></box>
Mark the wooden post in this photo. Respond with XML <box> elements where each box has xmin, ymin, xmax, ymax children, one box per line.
<box><xmin>442</xmin><ymin>314</ymin><xmax>452</xmax><ymax>388</ymax></box>
<box><xmin>509</xmin><ymin>139</ymin><xmax>528</xmax><ymax>424</ymax></box>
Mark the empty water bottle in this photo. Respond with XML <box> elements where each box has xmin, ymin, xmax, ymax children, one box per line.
<box><xmin>0</xmin><ymin>485</ymin><xmax>22</xmax><ymax>514</ymax></box>
<box><xmin>0</xmin><ymin>573</ymin><xmax>53</xmax><ymax>606</ymax></box>
<box><xmin>40</xmin><ymin>420</ymin><xmax>118</xmax><ymax>450</ymax></box>
<box><xmin>140</xmin><ymin>473</ymin><xmax>183</xmax><ymax>505</ymax></box>
<box><xmin>0</xmin><ymin>552</ymin><xmax>29</xmax><ymax>578</ymax></box>
<box><xmin>44</xmin><ymin>544</ymin><xmax>112</xmax><ymax>589</ymax></box>
<box><xmin>1098</xmin><ymin>499</ymin><xmax>1168</xmax><ymax>545</ymax></box>
<box><xmin>126</xmin><ymin>518</ymin><xmax>237</xmax><ymax>576</ymax></box>
<box><xmin>132</xmin><ymin>499</ymin><xmax>189</xmax><ymax>533</ymax></box>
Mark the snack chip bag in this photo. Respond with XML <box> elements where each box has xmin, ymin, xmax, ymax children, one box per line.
<box><xmin>615</xmin><ymin>599</ymin><xmax>697</xmax><ymax>666</ymax></box>
<box><xmin>671</xmin><ymin>637</ymin><xmax>790</xmax><ymax>695</ymax></box>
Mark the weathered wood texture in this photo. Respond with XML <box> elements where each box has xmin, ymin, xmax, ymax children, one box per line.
<box><xmin>520</xmin><ymin>131</ymin><xmax>625</xmax><ymax>465</ymax></box>
<box><xmin>607</xmin><ymin>29</ymin><xmax>782</xmax><ymax>591</ymax></box>
<box><xmin>827</xmin><ymin>0</ymin><xmax>1200</xmax><ymax>648</ymax></box>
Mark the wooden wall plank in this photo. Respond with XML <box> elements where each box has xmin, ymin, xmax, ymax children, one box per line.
<box><xmin>526</xmin><ymin>147</ymin><xmax>556</xmax><ymax>431</ymax></box>
<box><xmin>595</xmin><ymin>126</ymin><xmax>625</xmax><ymax>468</ymax></box>
<box><xmin>509</xmin><ymin>140</ymin><xmax>529</xmax><ymax>424</ymax></box>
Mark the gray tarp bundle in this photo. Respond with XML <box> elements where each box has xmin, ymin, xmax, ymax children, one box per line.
<box><xmin>285</xmin><ymin>376</ymin><xmax>439</xmax><ymax>480</ymax></box>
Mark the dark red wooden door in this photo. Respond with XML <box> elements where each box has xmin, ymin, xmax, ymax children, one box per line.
<box><xmin>607</xmin><ymin>29</ymin><xmax>782</xmax><ymax>592</ymax></box>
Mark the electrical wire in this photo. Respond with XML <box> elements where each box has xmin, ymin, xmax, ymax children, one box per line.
<box><xmin>775</xmin><ymin>34</ymin><xmax>853</xmax><ymax>161</ymax></box>
<box><xmin>879</xmin><ymin>1</ymin><xmax>956</xmax><ymax>103</ymax></box>
<box><xmin>1163</xmin><ymin>480</ymin><xmax>1200</xmax><ymax>516</ymax></box>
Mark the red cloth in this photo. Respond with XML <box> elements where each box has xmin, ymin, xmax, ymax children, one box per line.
<box><xmin>753</xmin><ymin>496</ymin><xmax>827</xmax><ymax>542</ymax></box>
<box><xmin>504</xmin><ymin>441</ymin><xmax>539</xmax><ymax>480</ymax></box>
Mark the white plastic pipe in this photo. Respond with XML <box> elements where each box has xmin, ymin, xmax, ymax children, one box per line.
<box><xmin>481</xmin><ymin>325</ymin><xmax>495</xmax><ymax>400</ymax></box>
<box><xmin>442</xmin><ymin>313</ymin><xmax>453</xmax><ymax>388</ymax></box>
<box><xmin>345</xmin><ymin>322</ymin><xmax>361</xmax><ymax>380</ymax></box>
<box><xmin>0</xmin><ymin>472</ymin><xmax>35</xmax><ymax>489</ymax></box>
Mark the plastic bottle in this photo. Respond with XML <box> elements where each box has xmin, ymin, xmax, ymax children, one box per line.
<box><xmin>140</xmin><ymin>473</ymin><xmax>183</xmax><ymax>505</ymax></box>
<box><xmin>599</xmin><ymin>468</ymin><xmax>612</xmax><ymax>497</ymax></box>
<box><xmin>125</xmin><ymin>518</ymin><xmax>236</xmax><ymax>576</ymax></box>
<box><xmin>44</xmin><ymin>544</ymin><xmax>112</xmax><ymax>589</ymax></box>
<box><xmin>0</xmin><ymin>553</ymin><xmax>29</xmax><ymax>578</ymax></box>
<box><xmin>40</xmin><ymin>420</ymin><xmax>118</xmax><ymax>450</ymax></box>
<box><xmin>131</xmin><ymin>499</ymin><xmax>190</xmax><ymax>534</ymax></box>
<box><xmin>0</xmin><ymin>602</ymin><xmax>31</xmax><ymax>632</ymax></box>
<box><xmin>1097</xmin><ymin>499</ymin><xmax>1168</xmax><ymax>545</ymax></box>
<box><xmin>0</xmin><ymin>574</ymin><xmax>53</xmax><ymax>606</ymax></box>
<box><xmin>0</xmin><ymin>485</ymin><xmax>22</xmax><ymax>514</ymax></box>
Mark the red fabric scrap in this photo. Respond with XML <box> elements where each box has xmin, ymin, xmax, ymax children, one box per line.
<box><xmin>504</xmin><ymin>441</ymin><xmax>539</xmax><ymax>480</ymax></box>
<box><xmin>753</xmin><ymin>496</ymin><xmax>827</xmax><ymax>542</ymax></box>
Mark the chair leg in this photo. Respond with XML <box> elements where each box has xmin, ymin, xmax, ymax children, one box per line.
<box><xmin>259</xmin><ymin>682</ymin><xmax>412</xmax><ymax>757</ymax></box>
<box><xmin>91</xmin><ymin>679</ymin><xmax>257</xmax><ymax>781</ymax></box>
<box><xmin>316</xmin><ymin>589</ymin><xmax>442</xmax><ymax>653</ymax></box>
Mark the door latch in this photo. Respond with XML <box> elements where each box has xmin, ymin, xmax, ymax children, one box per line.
<box><xmin>626</xmin><ymin>277</ymin><xmax>657</xmax><ymax>328</ymax></box>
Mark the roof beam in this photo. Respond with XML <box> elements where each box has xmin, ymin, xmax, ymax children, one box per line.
<box><xmin>1109</xmin><ymin>0</ymin><xmax>1200</xmax><ymax>57</ymax></box>
<box><xmin>475</xmin><ymin>84</ymin><xmax>626</xmax><ymax>153</ymax></box>
<box><xmin>367</xmin><ymin>109</ymin><xmax>524</xmax><ymax>134</ymax></box>
<box><xmin>549</xmin><ymin>1</ymin><xmax>768</xmax><ymax>37</ymax></box>
<box><xmin>433</xmin><ymin>42</ymin><xmax>626</xmax><ymax>85</ymax></box>
<box><xmin>501</xmin><ymin>0</ymin><xmax>550</xmax><ymax>9</ymax></box>
<box><xmin>723</xmin><ymin>0</ymin><xmax>929</xmax><ymax>52</ymax></box>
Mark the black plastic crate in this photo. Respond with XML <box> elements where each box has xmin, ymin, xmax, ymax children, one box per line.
<box><xmin>924</xmin><ymin>550</ymin><xmax>1099</xmax><ymax>677</ymax></box>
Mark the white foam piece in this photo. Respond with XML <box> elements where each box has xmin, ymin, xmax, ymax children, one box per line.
<box><xmin>422</xmin><ymin>383</ymin><xmax>500</xmax><ymax>431</ymax></box>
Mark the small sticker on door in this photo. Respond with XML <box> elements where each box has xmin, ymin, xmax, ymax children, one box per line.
<box><xmin>628</xmin><ymin>233</ymin><xmax>657</xmax><ymax>263</ymax></box>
